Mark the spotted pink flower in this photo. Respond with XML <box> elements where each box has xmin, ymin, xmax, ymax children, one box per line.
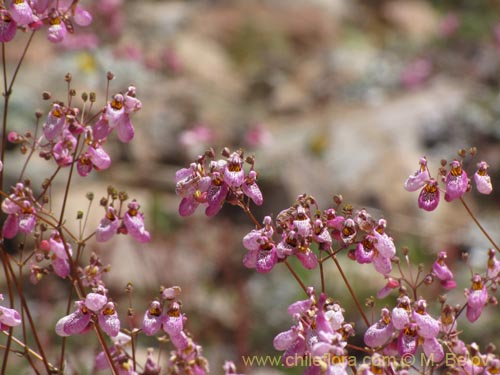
<box><xmin>444</xmin><ymin>160</ymin><xmax>468</xmax><ymax>202</ymax></box>
<box><xmin>55</xmin><ymin>301</ymin><xmax>91</xmax><ymax>336</ymax></box>
<box><xmin>364</xmin><ymin>308</ymin><xmax>394</xmax><ymax>348</ymax></box>
<box><xmin>241</xmin><ymin>170</ymin><xmax>263</xmax><ymax>205</ymax></box>
<box><xmin>98</xmin><ymin>302</ymin><xmax>120</xmax><ymax>337</ymax></box>
<box><xmin>0</xmin><ymin>10</ymin><xmax>17</xmax><ymax>42</ymax></box>
<box><xmin>9</xmin><ymin>0</ymin><xmax>33</xmax><ymax>26</ymax></box>
<box><xmin>432</xmin><ymin>251</ymin><xmax>456</xmax><ymax>289</ymax></box>
<box><xmin>404</xmin><ymin>157</ymin><xmax>430</xmax><ymax>192</ymax></box>
<box><xmin>47</xmin><ymin>16</ymin><xmax>67</xmax><ymax>43</ymax></box>
<box><xmin>223</xmin><ymin>152</ymin><xmax>245</xmax><ymax>188</ymax></box>
<box><xmin>474</xmin><ymin>161</ymin><xmax>492</xmax><ymax>195</ymax></box>
<box><xmin>95</xmin><ymin>206</ymin><xmax>119</xmax><ymax>242</ymax></box>
<box><xmin>123</xmin><ymin>200</ymin><xmax>150</xmax><ymax>243</ymax></box>
<box><xmin>142</xmin><ymin>301</ymin><xmax>163</xmax><ymax>336</ymax></box>
<box><xmin>465</xmin><ymin>274</ymin><xmax>488</xmax><ymax>323</ymax></box>
<box><xmin>418</xmin><ymin>179</ymin><xmax>440</xmax><ymax>211</ymax></box>
<box><xmin>0</xmin><ymin>294</ymin><xmax>22</xmax><ymax>330</ymax></box>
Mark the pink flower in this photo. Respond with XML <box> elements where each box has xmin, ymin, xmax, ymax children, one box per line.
<box><xmin>47</xmin><ymin>17</ymin><xmax>67</xmax><ymax>43</ymax></box>
<box><xmin>465</xmin><ymin>274</ymin><xmax>488</xmax><ymax>322</ymax></box>
<box><xmin>43</xmin><ymin>103</ymin><xmax>66</xmax><ymax>141</ymax></box>
<box><xmin>432</xmin><ymin>251</ymin><xmax>456</xmax><ymax>289</ymax></box>
<box><xmin>364</xmin><ymin>308</ymin><xmax>394</xmax><ymax>347</ymax></box>
<box><xmin>52</xmin><ymin>133</ymin><xmax>77</xmax><ymax>166</ymax></box>
<box><xmin>98</xmin><ymin>302</ymin><xmax>120</xmax><ymax>337</ymax></box>
<box><xmin>474</xmin><ymin>161</ymin><xmax>492</xmax><ymax>195</ymax></box>
<box><xmin>418</xmin><ymin>179</ymin><xmax>440</xmax><ymax>211</ymax></box>
<box><xmin>377</xmin><ymin>277</ymin><xmax>399</xmax><ymax>299</ymax></box>
<box><xmin>106</xmin><ymin>88</ymin><xmax>141</xmax><ymax>143</ymax></box>
<box><xmin>123</xmin><ymin>200</ymin><xmax>150</xmax><ymax>243</ymax></box>
<box><xmin>0</xmin><ymin>10</ymin><xmax>17</xmax><ymax>42</ymax></box>
<box><xmin>241</xmin><ymin>170</ymin><xmax>263</xmax><ymax>206</ymax></box>
<box><xmin>444</xmin><ymin>160</ymin><xmax>468</xmax><ymax>202</ymax></box>
<box><xmin>85</xmin><ymin>291</ymin><xmax>108</xmax><ymax>312</ymax></box>
<box><xmin>142</xmin><ymin>301</ymin><xmax>163</xmax><ymax>336</ymax></box>
<box><xmin>0</xmin><ymin>294</ymin><xmax>22</xmax><ymax>330</ymax></box>
<box><xmin>205</xmin><ymin>172</ymin><xmax>229</xmax><ymax>217</ymax></box>
<box><xmin>401</xmin><ymin>58</ymin><xmax>432</xmax><ymax>89</ymax></box>
<box><xmin>223</xmin><ymin>152</ymin><xmax>245</xmax><ymax>188</ymax></box>
<box><xmin>9</xmin><ymin>0</ymin><xmax>34</xmax><ymax>26</ymax></box>
<box><xmin>55</xmin><ymin>301</ymin><xmax>91</xmax><ymax>336</ymax></box>
<box><xmin>95</xmin><ymin>206</ymin><xmax>119</xmax><ymax>242</ymax></box>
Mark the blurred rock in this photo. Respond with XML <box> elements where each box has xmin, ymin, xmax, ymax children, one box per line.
<box><xmin>383</xmin><ymin>0</ymin><xmax>440</xmax><ymax>44</ymax></box>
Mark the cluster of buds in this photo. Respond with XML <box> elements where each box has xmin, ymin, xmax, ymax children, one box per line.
<box><xmin>174</xmin><ymin>148</ymin><xmax>263</xmax><ymax>217</ymax></box>
<box><xmin>404</xmin><ymin>151</ymin><xmax>493</xmax><ymax>211</ymax></box>
<box><xmin>0</xmin><ymin>0</ymin><xmax>93</xmax><ymax>43</ymax></box>
<box><xmin>273</xmin><ymin>287</ymin><xmax>353</xmax><ymax>374</ymax></box>
<box><xmin>142</xmin><ymin>286</ymin><xmax>209</xmax><ymax>375</ymax></box>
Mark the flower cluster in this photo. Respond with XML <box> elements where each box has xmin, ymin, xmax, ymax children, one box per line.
<box><xmin>273</xmin><ymin>287</ymin><xmax>352</xmax><ymax>374</ymax></box>
<box><xmin>404</xmin><ymin>152</ymin><xmax>493</xmax><ymax>211</ymax></box>
<box><xmin>9</xmin><ymin>83</ymin><xmax>142</xmax><ymax>178</ymax></box>
<box><xmin>141</xmin><ymin>287</ymin><xmax>209</xmax><ymax>375</ymax></box>
<box><xmin>365</xmin><ymin>297</ymin><xmax>444</xmax><ymax>362</ymax></box>
<box><xmin>175</xmin><ymin>148</ymin><xmax>263</xmax><ymax>217</ymax></box>
<box><xmin>1</xmin><ymin>0</ymin><xmax>93</xmax><ymax>43</ymax></box>
<box><xmin>55</xmin><ymin>286</ymin><xmax>119</xmax><ymax>337</ymax></box>
<box><xmin>96</xmin><ymin>198</ymin><xmax>150</xmax><ymax>243</ymax></box>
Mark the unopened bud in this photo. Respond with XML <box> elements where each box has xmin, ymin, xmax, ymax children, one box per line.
<box><xmin>333</xmin><ymin>194</ymin><xmax>343</xmax><ymax>205</ymax></box>
<box><xmin>424</xmin><ymin>275</ymin><xmax>433</xmax><ymax>285</ymax></box>
<box><xmin>42</xmin><ymin>91</ymin><xmax>51</xmax><ymax>100</ymax></box>
<box><xmin>469</xmin><ymin>147</ymin><xmax>477</xmax><ymax>156</ymax></box>
<box><xmin>107</xmin><ymin>71</ymin><xmax>114</xmax><ymax>81</ymax></box>
<box><xmin>81</xmin><ymin>92</ymin><xmax>88</xmax><ymax>102</ymax></box>
<box><xmin>89</xmin><ymin>92</ymin><xmax>96</xmax><ymax>102</ymax></box>
<box><xmin>65</xmin><ymin>73</ymin><xmax>72</xmax><ymax>82</ymax></box>
<box><xmin>69</xmin><ymin>88</ymin><xmax>76</xmax><ymax>97</ymax></box>
<box><xmin>457</xmin><ymin>148</ymin><xmax>467</xmax><ymax>158</ymax></box>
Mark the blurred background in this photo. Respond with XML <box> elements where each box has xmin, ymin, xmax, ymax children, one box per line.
<box><xmin>3</xmin><ymin>0</ymin><xmax>500</xmax><ymax>373</ymax></box>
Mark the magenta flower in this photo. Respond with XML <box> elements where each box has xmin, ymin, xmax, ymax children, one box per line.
<box><xmin>432</xmin><ymin>251</ymin><xmax>456</xmax><ymax>289</ymax></box>
<box><xmin>418</xmin><ymin>179</ymin><xmax>440</xmax><ymax>211</ymax></box>
<box><xmin>404</xmin><ymin>157</ymin><xmax>430</xmax><ymax>192</ymax></box>
<box><xmin>474</xmin><ymin>161</ymin><xmax>493</xmax><ymax>195</ymax></box>
<box><xmin>123</xmin><ymin>200</ymin><xmax>150</xmax><ymax>243</ymax></box>
<box><xmin>205</xmin><ymin>171</ymin><xmax>229</xmax><ymax>217</ymax></box>
<box><xmin>465</xmin><ymin>274</ymin><xmax>488</xmax><ymax>322</ymax></box>
<box><xmin>0</xmin><ymin>294</ymin><xmax>22</xmax><ymax>330</ymax></box>
<box><xmin>2</xmin><ymin>201</ymin><xmax>36</xmax><ymax>239</ymax></box>
<box><xmin>0</xmin><ymin>10</ymin><xmax>17</xmax><ymax>42</ymax></box>
<box><xmin>444</xmin><ymin>160</ymin><xmax>468</xmax><ymax>202</ymax></box>
<box><xmin>52</xmin><ymin>133</ymin><xmax>77</xmax><ymax>166</ymax></box>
